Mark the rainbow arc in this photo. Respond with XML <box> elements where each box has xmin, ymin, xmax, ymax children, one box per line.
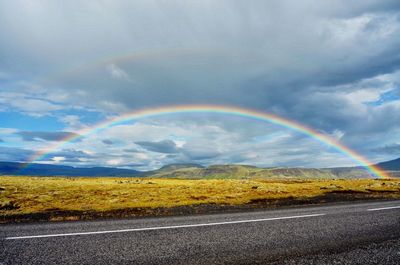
<box><xmin>26</xmin><ymin>104</ymin><xmax>388</xmax><ymax>179</ymax></box>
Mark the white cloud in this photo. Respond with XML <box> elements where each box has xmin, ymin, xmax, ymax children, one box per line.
<box><xmin>106</xmin><ymin>158</ymin><xmax>124</xmax><ymax>166</ymax></box>
<box><xmin>0</xmin><ymin>88</ymin><xmax>64</xmax><ymax>115</ymax></box>
<box><xmin>52</xmin><ymin>156</ymin><xmax>66</xmax><ymax>162</ymax></box>
<box><xmin>106</xmin><ymin>64</ymin><xmax>132</xmax><ymax>81</ymax></box>
<box><xmin>331</xmin><ymin>129</ymin><xmax>345</xmax><ymax>140</ymax></box>
<box><xmin>36</xmin><ymin>116</ymin><xmax>364</xmax><ymax>170</ymax></box>
<box><xmin>59</xmin><ymin>115</ymin><xmax>83</xmax><ymax>130</ymax></box>
<box><xmin>11</xmin><ymin>98</ymin><xmax>62</xmax><ymax>114</ymax></box>
<box><xmin>0</xmin><ymin>127</ymin><xmax>19</xmax><ymax>134</ymax></box>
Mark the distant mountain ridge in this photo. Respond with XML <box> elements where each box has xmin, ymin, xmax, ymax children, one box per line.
<box><xmin>0</xmin><ymin>157</ymin><xmax>399</xmax><ymax>178</ymax></box>
<box><xmin>0</xmin><ymin>161</ymin><xmax>141</xmax><ymax>177</ymax></box>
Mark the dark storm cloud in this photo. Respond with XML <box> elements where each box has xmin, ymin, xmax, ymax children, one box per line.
<box><xmin>372</xmin><ymin>143</ymin><xmax>400</xmax><ymax>155</ymax></box>
<box><xmin>28</xmin><ymin>4</ymin><xmax>399</xmax><ymax>143</ymax></box>
<box><xmin>180</xmin><ymin>142</ymin><xmax>221</xmax><ymax>160</ymax></box>
<box><xmin>0</xmin><ymin>146</ymin><xmax>34</xmax><ymax>162</ymax></box>
<box><xmin>135</xmin><ymin>138</ymin><xmax>221</xmax><ymax>160</ymax></box>
<box><xmin>327</xmin><ymin>1</ymin><xmax>400</xmax><ymax>17</ymax></box>
<box><xmin>135</xmin><ymin>140</ymin><xmax>180</xmax><ymax>154</ymax></box>
<box><xmin>102</xmin><ymin>139</ymin><xmax>113</xmax><ymax>145</ymax></box>
<box><xmin>16</xmin><ymin>131</ymin><xmax>79</xmax><ymax>142</ymax></box>
<box><xmin>2</xmin><ymin>1</ymin><xmax>400</xmax><ymax>129</ymax></box>
<box><xmin>182</xmin><ymin>149</ymin><xmax>220</xmax><ymax>160</ymax></box>
<box><xmin>123</xmin><ymin>148</ymin><xmax>141</xmax><ymax>153</ymax></box>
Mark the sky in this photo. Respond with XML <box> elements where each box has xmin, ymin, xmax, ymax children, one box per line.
<box><xmin>1</xmin><ymin>0</ymin><xmax>400</xmax><ymax>171</ymax></box>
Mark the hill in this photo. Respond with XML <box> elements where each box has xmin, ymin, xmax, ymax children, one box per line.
<box><xmin>150</xmin><ymin>164</ymin><xmax>341</xmax><ymax>179</ymax></box>
<box><xmin>146</xmin><ymin>163</ymin><xmax>205</xmax><ymax>178</ymax></box>
<box><xmin>144</xmin><ymin>157</ymin><xmax>400</xmax><ymax>179</ymax></box>
<box><xmin>375</xmin><ymin>157</ymin><xmax>400</xmax><ymax>171</ymax></box>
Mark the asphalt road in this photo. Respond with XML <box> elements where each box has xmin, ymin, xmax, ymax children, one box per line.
<box><xmin>1</xmin><ymin>200</ymin><xmax>400</xmax><ymax>265</ymax></box>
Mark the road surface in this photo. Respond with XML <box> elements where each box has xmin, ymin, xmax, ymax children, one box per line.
<box><xmin>1</xmin><ymin>200</ymin><xmax>400</xmax><ymax>264</ymax></box>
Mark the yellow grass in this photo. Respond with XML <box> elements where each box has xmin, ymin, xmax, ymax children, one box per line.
<box><xmin>1</xmin><ymin>176</ymin><xmax>400</xmax><ymax>217</ymax></box>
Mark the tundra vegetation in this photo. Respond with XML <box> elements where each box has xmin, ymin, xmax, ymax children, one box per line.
<box><xmin>1</xmin><ymin>176</ymin><xmax>399</xmax><ymax>222</ymax></box>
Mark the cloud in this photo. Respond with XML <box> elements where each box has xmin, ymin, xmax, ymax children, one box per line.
<box><xmin>6</xmin><ymin>114</ymin><xmax>379</xmax><ymax>170</ymax></box>
<box><xmin>0</xmin><ymin>138</ymin><xmax>3</xmax><ymax>142</ymax></box>
<box><xmin>102</xmin><ymin>139</ymin><xmax>113</xmax><ymax>145</ymax></box>
<box><xmin>58</xmin><ymin>115</ymin><xmax>83</xmax><ymax>129</ymax></box>
<box><xmin>0</xmin><ymin>127</ymin><xmax>18</xmax><ymax>134</ymax></box>
<box><xmin>51</xmin><ymin>156</ymin><xmax>66</xmax><ymax>162</ymax></box>
<box><xmin>1</xmin><ymin>1</ymin><xmax>400</xmax><ymax>168</ymax></box>
<box><xmin>182</xmin><ymin>148</ymin><xmax>220</xmax><ymax>160</ymax></box>
<box><xmin>38</xmin><ymin>149</ymin><xmax>94</xmax><ymax>163</ymax></box>
<box><xmin>123</xmin><ymin>148</ymin><xmax>141</xmax><ymax>153</ymax></box>
<box><xmin>0</xmin><ymin>87</ymin><xmax>66</xmax><ymax>116</ymax></box>
<box><xmin>372</xmin><ymin>143</ymin><xmax>400</xmax><ymax>155</ymax></box>
<box><xmin>0</xmin><ymin>146</ymin><xmax>34</xmax><ymax>162</ymax></box>
<box><xmin>0</xmin><ymin>95</ymin><xmax>62</xmax><ymax>115</ymax></box>
<box><xmin>2</xmin><ymin>2</ymin><xmax>400</xmax><ymax>123</ymax></box>
<box><xmin>106</xmin><ymin>64</ymin><xmax>132</xmax><ymax>81</ymax></box>
<box><xmin>180</xmin><ymin>141</ymin><xmax>221</xmax><ymax>160</ymax></box>
<box><xmin>135</xmin><ymin>139</ymin><xmax>180</xmax><ymax>154</ymax></box>
<box><xmin>17</xmin><ymin>131</ymin><xmax>79</xmax><ymax>142</ymax></box>
<box><xmin>74</xmin><ymin>117</ymin><xmax>357</xmax><ymax>169</ymax></box>
<box><xmin>0</xmin><ymin>70</ymin><xmax>12</xmax><ymax>80</ymax></box>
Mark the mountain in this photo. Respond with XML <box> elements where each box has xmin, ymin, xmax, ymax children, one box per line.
<box><xmin>375</xmin><ymin>157</ymin><xmax>400</xmax><ymax>171</ymax></box>
<box><xmin>0</xmin><ymin>161</ymin><xmax>141</xmax><ymax>177</ymax></box>
<box><xmin>1</xmin><ymin>157</ymin><xmax>399</xmax><ymax>178</ymax></box>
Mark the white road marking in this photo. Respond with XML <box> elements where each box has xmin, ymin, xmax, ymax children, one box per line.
<box><xmin>367</xmin><ymin>205</ymin><xmax>400</xmax><ymax>211</ymax></box>
<box><xmin>5</xmin><ymin>213</ymin><xmax>325</xmax><ymax>240</ymax></box>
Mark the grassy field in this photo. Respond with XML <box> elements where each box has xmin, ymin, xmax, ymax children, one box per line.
<box><xmin>1</xmin><ymin>176</ymin><xmax>400</xmax><ymax>222</ymax></box>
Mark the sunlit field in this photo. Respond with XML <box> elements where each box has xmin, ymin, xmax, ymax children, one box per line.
<box><xmin>1</xmin><ymin>176</ymin><xmax>399</xmax><ymax>222</ymax></box>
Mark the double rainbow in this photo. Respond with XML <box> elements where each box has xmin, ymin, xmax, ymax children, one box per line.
<box><xmin>25</xmin><ymin>104</ymin><xmax>388</xmax><ymax>179</ymax></box>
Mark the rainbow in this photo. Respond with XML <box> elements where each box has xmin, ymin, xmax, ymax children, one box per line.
<box><xmin>40</xmin><ymin>47</ymin><xmax>222</xmax><ymax>84</ymax></box>
<box><xmin>26</xmin><ymin>104</ymin><xmax>389</xmax><ymax>179</ymax></box>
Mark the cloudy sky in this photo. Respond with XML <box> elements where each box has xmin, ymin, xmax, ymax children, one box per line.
<box><xmin>1</xmin><ymin>0</ymin><xmax>400</xmax><ymax>170</ymax></box>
